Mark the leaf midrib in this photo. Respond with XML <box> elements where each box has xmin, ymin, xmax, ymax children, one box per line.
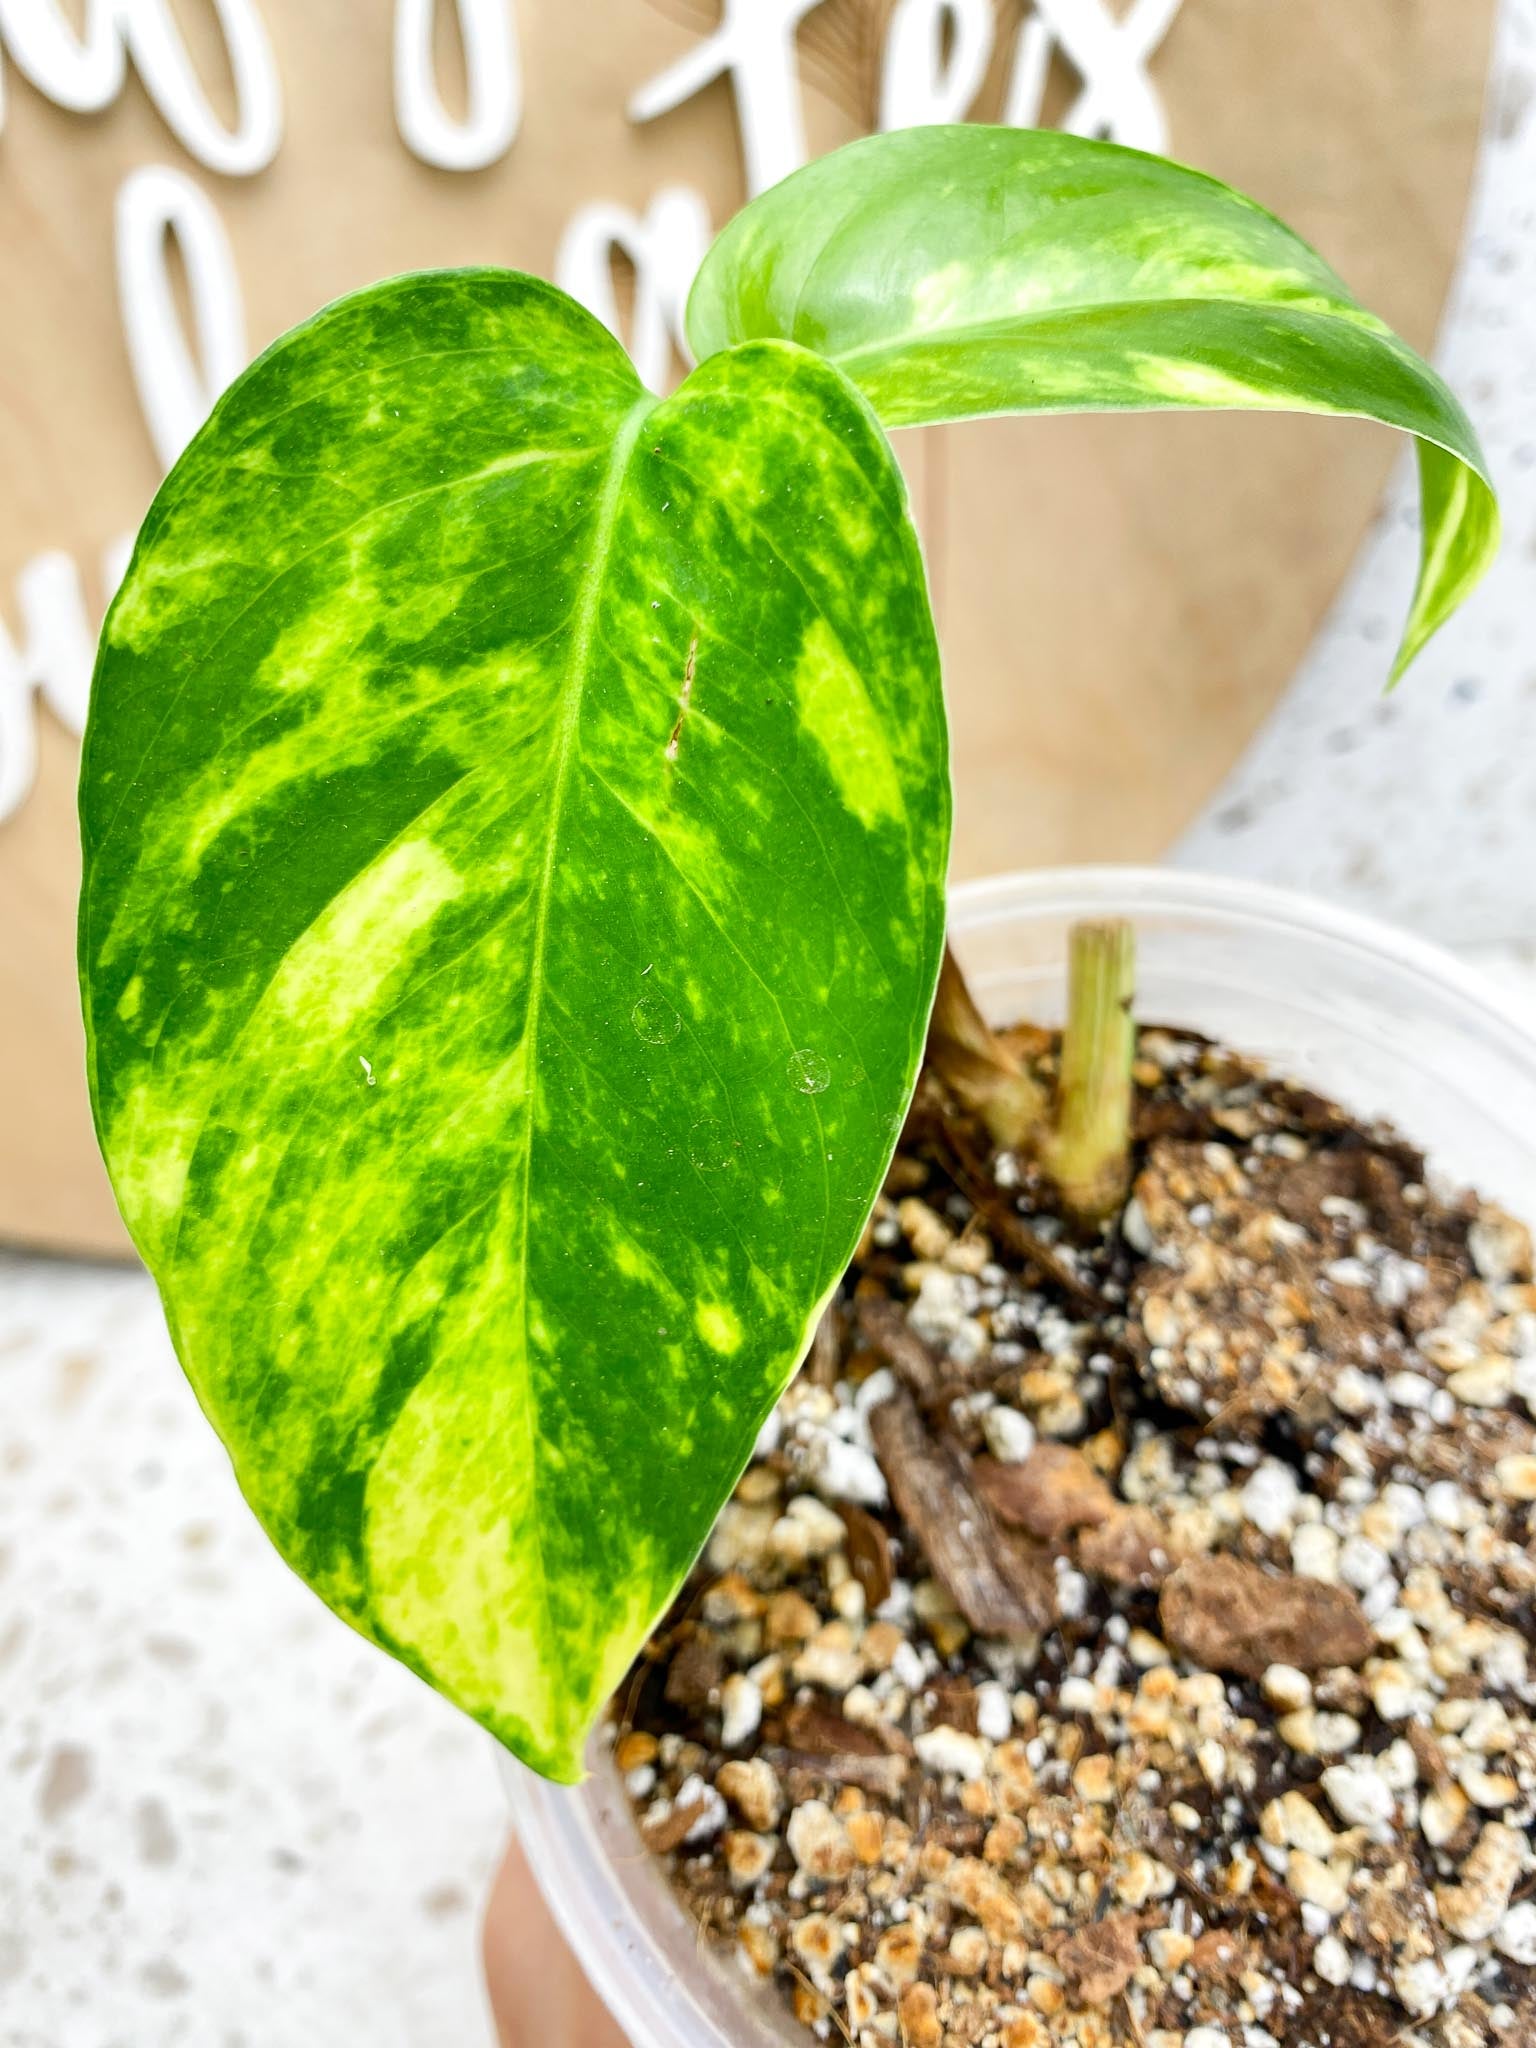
<box><xmin>507</xmin><ymin>392</ymin><xmax>655</xmax><ymax>1688</ymax></box>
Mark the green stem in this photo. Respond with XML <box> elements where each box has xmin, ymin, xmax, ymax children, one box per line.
<box><xmin>1046</xmin><ymin>920</ymin><xmax>1136</xmax><ymax>1223</ymax></box>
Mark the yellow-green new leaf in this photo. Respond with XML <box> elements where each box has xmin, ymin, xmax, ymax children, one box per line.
<box><xmin>688</xmin><ymin>126</ymin><xmax>1498</xmax><ymax>677</ymax></box>
<box><xmin>79</xmin><ymin>270</ymin><xmax>949</xmax><ymax>1781</ymax></box>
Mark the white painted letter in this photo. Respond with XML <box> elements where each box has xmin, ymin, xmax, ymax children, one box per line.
<box><xmin>880</xmin><ymin>0</ymin><xmax>994</xmax><ymax>132</ymax></box>
<box><xmin>1000</xmin><ymin>15</ymin><xmax>1051</xmax><ymax>130</ymax></box>
<box><xmin>1023</xmin><ymin>0</ymin><xmax>1183</xmax><ymax>154</ymax></box>
<box><xmin>0</xmin><ymin>0</ymin><xmax>282</xmax><ymax>174</ymax></box>
<box><xmin>629</xmin><ymin>0</ymin><xmax>826</xmax><ymax>200</ymax></box>
<box><xmin>395</xmin><ymin>0</ymin><xmax>521</xmax><ymax>171</ymax></box>
<box><xmin>118</xmin><ymin>0</ymin><xmax>282</xmax><ymax>175</ymax></box>
<box><xmin>0</xmin><ymin>554</ymin><xmax>95</xmax><ymax>821</ymax></box>
<box><xmin>557</xmin><ymin>187</ymin><xmax>711</xmax><ymax>395</ymax></box>
<box><xmin>0</xmin><ymin>0</ymin><xmax>124</xmax><ymax>117</ymax></box>
<box><xmin>117</xmin><ymin>164</ymin><xmax>248</xmax><ymax>473</ymax></box>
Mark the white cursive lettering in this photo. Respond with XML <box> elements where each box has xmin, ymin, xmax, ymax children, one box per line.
<box><xmin>629</xmin><ymin>0</ymin><xmax>827</xmax><ymax>200</ymax></box>
<box><xmin>881</xmin><ymin>0</ymin><xmax>995</xmax><ymax>133</ymax></box>
<box><xmin>1013</xmin><ymin>0</ymin><xmax>1183</xmax><ymax>154</ymax></box>
<box><xmin>395</xmin><ymin>0</ymin><xmax>522</xmax><ymax>171</ymax></box>
<box><xmin>117</xmin><ymin>164</ymin><xmax>248</xmax><ymax>471</ymax></box>
<box><xmin>0</xmin><ymin>161</ymin><xmax>249</xmax><ymax>822</ymax></box>
<box><xmin>0</xmin><ymin>0</ymin><xmax>282</xmax><ymax>176</ymax></box>
<box><xmin>0</xmin><ymin>547</ymin><xmax>123</xmax><ymax>822</ymax></box>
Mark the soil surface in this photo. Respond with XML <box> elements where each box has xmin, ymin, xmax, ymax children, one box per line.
<box><xmin>610</xmin><ymin>1027</ymin><xmax>1536</xmax><ymax>2048</ymax></box>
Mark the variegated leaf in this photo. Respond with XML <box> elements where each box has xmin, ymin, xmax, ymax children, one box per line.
<box><xmin>79</xmin><ymin>270</ymin><xmax>949</xmax><ymax>1780</ymax></box>
<box><xmin>688</xmin><ymin>126</ymin><xmax>1499</xmax><ymax>678</ymax></box>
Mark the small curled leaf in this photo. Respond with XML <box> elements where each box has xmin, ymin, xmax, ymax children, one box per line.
<box><xmin>689</xmin><ymin>126</ymin><xmax>1499</xmax><ymax>679</ymax></box>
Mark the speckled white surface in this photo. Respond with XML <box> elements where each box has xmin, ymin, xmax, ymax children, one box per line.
<box><xmin>0</xmin><ymin>1258</ymin><xmax>503</xmax><ymax>2048</ymax></box>
<box><xmin>1179</xmin><ymin>0</ymin><xmax>1536</xmax><ymax>944</ymax></box>
<box><xmin>3</xmin><ymin>942</ymin><xmax>1534</xmax><ymax>2047</ymax></box>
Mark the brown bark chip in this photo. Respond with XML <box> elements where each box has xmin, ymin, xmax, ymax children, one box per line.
<box><xmin>1160</xmin><ymin>1555</ymin><xmax>1375</xmax><ymax>1678</ymax></box>
<box><xmin>784</xmin><ymin>1702</ymin><xmax>912</xmax><ymax>1760</ymax></box>
<box><xmin>1077</xmin><ymin>1504</ymin><xmax>1185</xmax><ymax>1589</ymax></box>
<box><xmin>640</xmin><ymin>1791</ymin><xmax>710</xmax><ymax>1853</ymax></box>
<box><xmin>972</xmin><ymin>1443</ymin><xmax>1115</xmax><ymax>1541</ymax></box>
<box><xmin>663</xmin><ymin>1632</ymin><xmax>724</xmax><ymax>1709</ymax></box>
<box><xmin>870</xmin><ymin>1389</ymin><xmax>1058</xmax><ymax>1635</ymax></box>
<box><xmin>1057</xmin><ymin>1914</ymin><xmax>1142</xmax><ymax>2006</ymax></box>
<box><xmin>835</xmin><ymin>1500</ymin><xmax>894</xmax><ymax>1608</ymax></box>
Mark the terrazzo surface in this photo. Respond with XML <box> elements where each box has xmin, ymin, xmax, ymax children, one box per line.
<box><xmin>0</xmin><ymin>1259</ymin><xmax>503</xmax><ymax>2048</ymax></box>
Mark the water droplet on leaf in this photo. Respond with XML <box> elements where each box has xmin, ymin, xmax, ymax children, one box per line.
<box><xmin>631</xmin><ymin>994</ymin><xmax>681</xmax><ymax>1046</ymax></box>
<box><xmin>787</xmin><ymin>1047</ymin><xmax>831</xmax><ymax>1095</ymax></box>
<box><xmin>689</xmin><ymin>1118</ymin><xmax>734</xmax><ymax>1172</ymax></box>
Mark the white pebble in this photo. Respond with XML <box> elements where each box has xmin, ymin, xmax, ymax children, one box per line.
<box><xmin>675</xmin><ymin>1775</ymin><xmax>727</xmax><ymax>1844</ymax></box>
<box><xmin>1339</xmin><ymin>1536</ymin><xmax>1391</xmax><ymax>1593</ymax></box>
<box><xmin>1332</xmin><ymin>1366</ymin><xmax>1385</xmax><ymax>1417</ymax></box>
<box><xmin>1055</xmin><ymin>1564</ymin><xmax>1091</xmax><ymax>1620</ymax></box>
<box><xmin>1381</xmin><ymin>1482</ymin><xmax>1428</xmax><ymax>1533</ymax></box>
<box><xmin>1360</xmin><ymin>1576</ymin><xmax>1400</xmax><ymax>1625</ymax></box>
<box><xmin>981</xmin><ymin>1405</ymin><xmax>1037</xmax><ymax>1465</ymax></box>
<box><xmin>1495</xmin><ymin>1901</ymin><xmax>1536</xmax><ymax>1967</ymax></box>
<box><xmin>913</xmin><ymin>1726</ymin><xmax>988</xmax><ymax>1782</ymax></box>
<box><xmin>1243</xmin><ymin>1462</ymin><xmax>1301</xmax><ymax>1538</ymax></box>
<box><xmin>1279</xmin><ymin>1709</ymin><xmax>1361</xmax><ymax>1758</ymax></box>
<box><xmin>1376</xmin><ymin>1740</ymin><xmax>1419</xmax><ymax>1794</ymax></box>
<box><xmin>1325</xmin><ymin>1258</ymin><xmax>1374</xmax><ymax>1289</ymax></box>
<box><xmin>807</xmin><ymin>1432</ymin><xmax>888</xmax><ymax>1509</ymax></box>
<box><xmin>1184</xmin><ymin>2029</ymin><xmax>1230</xmax><ymax>2048</ymax></box>
<box><xmin>753</xmin><ymin>1408</ymin><xmax>784</xmax><ymax>1459</ymax></box>
<box><xmin>1469</xmin><ymin>1209</ymin><xmax>1531</xmax><ymax>1284</ymax></box>
<box><xmin>1494</xmin><ymin>1453</ymin><xmax>1536</xmax><ymax>1503</ymax></box>
<box><xmin>1314</xmin><ymin>1935</ymin><xmax>1352</xmax><ymax>1987</ymax></box>
<box><xmin>974</xmin><ymin>1682</ymin><xmax>1012</xmax><ymax>1744</ymax></box>
<box><xmin>1121</xmin><ymin>1195</ymin><xmax>1154</xmax><ymax>1254</ymax></box>
<box><xmin>854</xmin><ymin>1368</ymin><xmax>898</xmax><ymax>1417</ymax></box>
<box><xmin>1425</xmin><ymin>1481</ymin><xmax>1475</xmax><ymax>1532</ymax></box>
<box><xmin>1291</xmin><ymin>1523</ymin><xmax>1340</xmax><ymax>1583</ymax></box>
<box><xmin>1321</xmin><ymin>1763</ymin><xmax>1396</xmax><ymax>1833</ymax></box>
<box><xmin>1261</xmin><ymin>1665</ymin><xmax>1313</xmax><ymax>1713</ymax></box>
<box><xmin>786</xmin><ymin>1799</ymin><xmax>852</xmax><ymax>1878</ymax></box>
<box><xmin>1394</xmin><ymin>1958</ymin><xmax>1451</xmax><ymax>2018</ymax></box>
<box><xmin>1058</xmin><ymin>1676</ymin><xmax>1098</xmax><ymax>1715</ymax></box>
<box><xmin>784</xmin><ymin>1494</ymin><xmax>847</xmax><ymax>1554</ymax></box>
<box><xmin>1386</xmin><ymin>1370</ymin><xmax>1436</xmax><ymax>1410</ymax></box>
<box><xmin>1448</xmin><ymin>1355</ymin><xmax>1513</xmax><ymax>1407</ymax></box>
<box><xmin>719</xmin><ymin>1673</ymin><xmax>763</xmax><ymax>1749</ymax></box>
<box><xmin>891</xmin><ymin>1640</ymin><xmax>925</xmax><ymax>1690</ymax></box>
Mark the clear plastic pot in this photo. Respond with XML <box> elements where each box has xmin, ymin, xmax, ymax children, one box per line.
<box><xmin>502</xmin><ymin>865</ymin><xmax>1536</xmax><ymax>2048</ymax></box>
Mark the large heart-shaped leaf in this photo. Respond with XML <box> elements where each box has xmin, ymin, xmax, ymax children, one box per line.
<box><xmin>79</xmin><ymin>270</ymin><xmax>949</xmax><ymax>1780</ymax></box>
<box><xmin>688</xmin><ymin>126</ymin><xmax>1499</xmax><ymax>678</ymax></box>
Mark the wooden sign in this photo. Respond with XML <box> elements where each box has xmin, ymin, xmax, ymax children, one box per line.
<box><xmin>0</xmin><ymin>0</ymin><xmax>1496</xmax><ymax>1254</ymax></box>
